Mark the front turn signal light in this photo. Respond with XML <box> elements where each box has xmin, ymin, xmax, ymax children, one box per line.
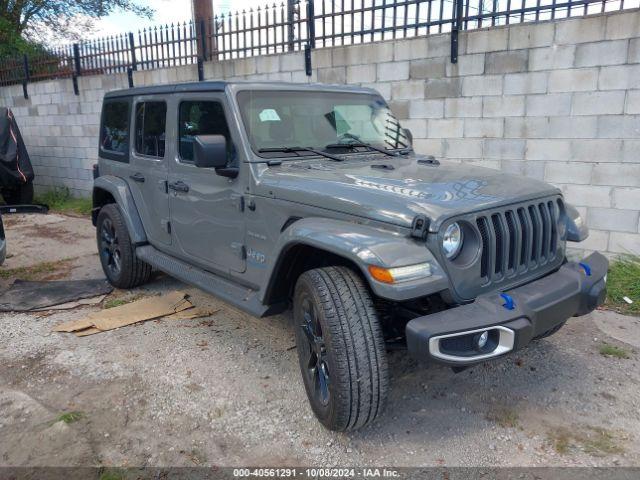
<box><xmin>368</xmin><ymin>263</ymin><xmax>432</xmax><ymax>284</ymax></box>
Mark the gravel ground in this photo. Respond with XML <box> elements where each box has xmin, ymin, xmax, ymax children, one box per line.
<box><xmin>0</xmin><ymin>213</ymin><xmax>639</xmax><ymax>468</ymax></box>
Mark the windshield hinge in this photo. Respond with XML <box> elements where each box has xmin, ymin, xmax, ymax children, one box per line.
<box><xmin>231</xmin><ymin>194</ymin><xmax>245</xmax><ymax>212</ymax></box>
<box><xmin>410</xmin><ymin>215</ymin><xmax>430</xmax><ymax>240</ymax></box>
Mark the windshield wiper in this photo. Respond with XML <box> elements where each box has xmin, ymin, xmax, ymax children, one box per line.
<box><xmin>331</xmin><ymin>132</ymin><xmax>400</xmax><ymax>157</ymax></box>
<box><xmin>258</xmin><ymin>146</ymin><xmax>343</xmax><ymax>162</ymax></box>
<box><xmin>325</xmin><ymin>141</ymin><xmax>398</xmax><ymax>157</ymax></box>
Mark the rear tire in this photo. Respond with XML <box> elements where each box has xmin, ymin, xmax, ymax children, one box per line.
<box><xmin>2</xmin><ymin>182</ymin><xmax>34</xmax><ymax>205</ymax></box>
<box><xmin>96</xmin><ymin>204</ymin><xmax>151</xmax><ymax>289</ymax></box>
<box><xmin>293</xmin><ymin>266</ymin><xmax>388</xmax><ymax>431</ymax></box>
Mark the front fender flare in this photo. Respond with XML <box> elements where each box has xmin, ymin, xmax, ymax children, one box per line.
<box><xmin>93</xmin><ymin>175</ymin><xmax>147</xmax><ymax>245</ymax></box>
<box><xmin>264</xmin><ymin>218</ymin><xmax>448</xmax><ymax>302</ymax></box>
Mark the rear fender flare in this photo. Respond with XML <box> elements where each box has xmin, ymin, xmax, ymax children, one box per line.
<box><xmin>93</xmin><ymin>175</ymin><xmax>147</xmax><ymax>245</ymax></box>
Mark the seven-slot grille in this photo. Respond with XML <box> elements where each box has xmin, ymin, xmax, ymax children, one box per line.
<box><xmin>476</xmin><ymin>197</ymin><xmax>563</xmax><ymax>282</ymax></box>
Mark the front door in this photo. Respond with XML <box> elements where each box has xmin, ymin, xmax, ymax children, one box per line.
<box><xmin>127</xmin><ymin>96</ymin><xmax>171</xmax><ymax>246</ymax></box>
<box><xmin>167</xmin><ymin>94</ymin><xmax>245</xmax><ymax>274</ymax></box>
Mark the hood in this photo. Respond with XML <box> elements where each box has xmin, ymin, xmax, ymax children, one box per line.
<box><xmin>254</xmin><ymin>153</ymin><xmax>561</xmax><ymax>231</ymax></box>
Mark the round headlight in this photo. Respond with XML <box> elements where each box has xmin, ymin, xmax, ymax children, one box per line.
<box><xmin>443</xmin><ymin>222</ymin><xmax>463</xmax><ymax>259</ymax></box>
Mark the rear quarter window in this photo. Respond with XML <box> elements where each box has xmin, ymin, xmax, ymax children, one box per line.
<box><xmin>100</xmin><ymin>99</ymin><xmax>131</xmax><ymax>162</ymax></box>
<box><xmin>134</xmin><ymin>101</ymin><xmax>167</xmax><ymax>158</ymax></box>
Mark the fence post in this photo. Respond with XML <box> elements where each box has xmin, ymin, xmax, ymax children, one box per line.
<box><xmin>287</xmin><ymin>0</ymin><xmax>296</xmax><ymax>51</ymax></box>
<box><xmin>304</xmin><ymin>43</ymin><xmax>312</xmax><ymax>76</ymax></box>
<box><xmin>22</xmin><ymin>54</ymin><xmax>29</xmax><ymax>99</ymax></box>
<box><xmin>195</xmin><ymin>18</ymin><xmax>212</xmax><ymax>62</ymax></box>
<box><xmin>306</xmin><ymin>0</ymin><xmax>315</xmax><ymax>49</ymax></box>
<box><xmin>128</xmin><ymin>32</ymin><xmax>137</xmax><ymax>71</ymax></box>
<box><xmin>72</xmin><ymin>43</ymin><xmax>81</xmax><ymax>95</ymax></box>
<box><xmin>450</xmin><ymin>0</ymin><xmax>463</xmax><ymax>64</ymax></box>
<box><xmin>73</xmin><ymin>43</ymin><xmax>81</xmax><ymax>75</ymax></box>
<box><xmin>200</xmin><ymin>19</ymin><xmax>208</xmax><ymax>61</ymax></box>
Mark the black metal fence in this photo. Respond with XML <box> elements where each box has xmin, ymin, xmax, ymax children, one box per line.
<box><xmin>0</xmin><ymin>0</ymin><xmax>635</xmax><ymax>89</ymax></box>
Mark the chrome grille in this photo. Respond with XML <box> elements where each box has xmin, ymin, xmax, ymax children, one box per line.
<box><xmin>476</xmin><ymin>198</ymin><xmax>563</xmax><ymax>283</ymax></box>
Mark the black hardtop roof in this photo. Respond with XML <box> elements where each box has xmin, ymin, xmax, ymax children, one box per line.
<box><xmin>104</xmin><ymin>81</ymin><xmax>227</xmax><ymax>99</ymax></box>
<box><xmin>103</xmin><ymin>81</ymin><xmax>376</xmax><ymax>99</ymax></box>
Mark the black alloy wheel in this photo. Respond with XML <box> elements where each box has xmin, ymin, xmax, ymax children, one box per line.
<box><xmin>99</xmin><ymin>216</ymin><xmax>122</xmax><ymax>278</ymax></box>
<box><xmin>299</xmin><ymin>295</ymin><xmax>331</xmax><ymax>407</ymax></box>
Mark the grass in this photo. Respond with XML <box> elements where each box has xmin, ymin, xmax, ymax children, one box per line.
<box><xmin>103</xmin><ymin>294</ymin><xmax>145</xmax><ymax>309</ymax></box>
<box><xmin>55</xmin><ymin>411</ymin><xmax>84</xmax><ymax>424</ymax></box>
<box><xmin>548</xmin><ymin>426</ymin><xmax>625</xmax><ymax>457</ymax></box>
<box><xmin>0</xmin><ymin>258</ymin><xmax>74</xmax><ymax>281</ymax></box>
<box><xmin>582</xmin><ymin>427</ymin><xmax>625</xmax><ymax>456</ymax></box>
<box><xmin>103</xmin><ymin>298</ymin><xmax>130</xmax><ymax>309</ymax></box>
<box><xmin>485</xmin><ymin>407</ymin><xmax>519</xmax><ymax>428</ymax></box>
<box><xmin>599</xmin><ymin>343</ymin><xmax>630</xmax><ymax>359</ymax></box>
<box><xmin>550</xmin><ymin>428</ymin><xmax>571</xmax><ymax>454</ymax></box>
<box><xmin>99</xmin><ymin>471</ymin><xmax>124</xmax><ymax>480</ymax></box>
<box><xmin>34</xmin><ymin>187</ymin><xmax>92</xmax><ymax>216</ymax></box>
<box><xmin>605</xmin><ymin>255</ymin><xmax>640</xmax><ymax>316</ymax></box>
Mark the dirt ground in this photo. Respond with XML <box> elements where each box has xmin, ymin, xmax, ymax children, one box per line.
<box><xmin>0</xmin><ymin>212</ymin><xmax>639</xmax><ymax>468</ymax></box>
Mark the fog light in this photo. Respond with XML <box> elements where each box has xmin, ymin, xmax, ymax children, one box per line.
<box><xmin>475</xmin><ymin>331</ymin><xmax>489</xmax><ymax>351</ymax></box>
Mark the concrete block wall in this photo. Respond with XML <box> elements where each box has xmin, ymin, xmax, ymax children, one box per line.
<box><xmin>1</xmin><ymin>9</ymin><xmax>639</xmax><ymax>256</ymax></box>
<box><xmin>0</xmin><ymin>74</ymin><xmax>130</xmax><ymax>195</ymax></box>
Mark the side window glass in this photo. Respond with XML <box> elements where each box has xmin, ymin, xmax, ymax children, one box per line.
<box><xmin>134</xmin><ymin>101</ymin><xmax>166</xmax><ymax>158</ymax></box>
<box><xmin>101</xmin><ymin>100</ymin><xmax>130</xmax><ymax>159</ymax></box>
<box><xmin>178</xmin><ymin>101</ymin><xmax>232</xmax><ymax>163</ymax></box>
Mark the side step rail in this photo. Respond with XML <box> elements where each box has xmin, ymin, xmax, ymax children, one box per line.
<box><xmin>135</xmin><ymin>245</ymin><xmax>269</xmax><ymax>317</ymax></box>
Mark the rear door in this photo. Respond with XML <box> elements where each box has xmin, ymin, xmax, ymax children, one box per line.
<box><xmin>167</xmin><ymin>93</ymin><xmax>246</xmax><ymax>273</ymax></box>
<box><xmin>127</xmin><ymin>96</ymin><xmax>171</xmax><ymax>246</ymax></box>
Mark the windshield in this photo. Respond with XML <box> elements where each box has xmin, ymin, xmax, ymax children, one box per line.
<box><xmin>236</xmin><ymin>90</ymin><xmax>409</xmax><ymax>158</ymax></box>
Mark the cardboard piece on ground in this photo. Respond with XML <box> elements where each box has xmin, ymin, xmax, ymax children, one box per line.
<box><xmin>53</xmin><ymin>317</ymin><xmax>97</xmax><ymax>333</ymax></box>
<box><xmin>73</xmin><ymin>306</ymin><xmax>214</xmax><ymax>336</ymax></box>
<box><xmin>91</xmin><ymin>292</ymin><xmax>191</xmax><ymax>331</ymax></box>
<box><xmin>34</xmin><ymin>295</ymin><xmax>107</xmax><ymax>312</ymax></box>
<box><xmin>164</xmin><ymin>307</ymin><xmax>220</xmax><ymax>321</ymax></box>
<box><xmin>54</xmin><ymin>291</ymin><xmax>191</xmax><ymax>334</ymax></box>
<box><xmin>75</xmin><ymin>328</ymin><xmax>102</xmax><ymax>337</ymax></box>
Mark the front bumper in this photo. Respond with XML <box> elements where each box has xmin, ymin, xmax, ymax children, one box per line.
<box><xmin>405</xmin><ymin>252</ymin><xmax>608</xmax><ymax>366</ymax></box>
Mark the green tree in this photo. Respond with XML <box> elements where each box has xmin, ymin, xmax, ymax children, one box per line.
<box><xmin>1</xmin><ymin>0</ymin><xmax>153</xmax><ymax>57</ymax></box>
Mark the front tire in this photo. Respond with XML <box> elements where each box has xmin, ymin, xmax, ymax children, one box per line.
<box><xmin>293</xmin><ymin>266</ymin><xmax>389</xmax><ymax>431</ymax></box>
<box><xmin>96</xmin><ymin>204</ymin><xmax>151</xmax><ymax>289</ymax></box>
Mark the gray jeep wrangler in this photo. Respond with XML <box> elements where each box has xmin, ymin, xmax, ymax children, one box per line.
<box><xmin>92</xmin><ymin>81</ymin><xmax>607</xmax><ymax>431</ymax></box>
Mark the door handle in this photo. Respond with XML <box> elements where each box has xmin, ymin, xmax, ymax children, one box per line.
<box><xmin>168</xmin><ymin>180</ymin><xmax>189</xmax><ymax>193</ymax></box>
<box><xmin>129</xmin><ymin>172</ymin><xmax>145</xmax><ymax>183</ymax></box>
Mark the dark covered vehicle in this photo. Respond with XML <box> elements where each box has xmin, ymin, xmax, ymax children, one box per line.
<box><xmin>0</xmin><ymin>108</ymin><xmax>34</xmax><ymax>205</ymax></box>
<box><xmin>91</xmin><ymin>82</ymin><xmax>607</xmax><ymax>431</ymax></box>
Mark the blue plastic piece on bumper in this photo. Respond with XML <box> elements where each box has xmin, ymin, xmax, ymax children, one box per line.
<box><xmin>500</xmin><ymin>293</ymin><xmax>515</xmax><ymax>310</ymax></box>
<box><xmin>579</xmin><ymin>262</ymin><xmax>592</xmax><ymax>276</ymax></box>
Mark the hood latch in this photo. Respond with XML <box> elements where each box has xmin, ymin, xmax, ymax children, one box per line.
<box><xmin>410</xmin><ymin>214</ymin><xmax>430</xmax><ymax>240</ymax></box>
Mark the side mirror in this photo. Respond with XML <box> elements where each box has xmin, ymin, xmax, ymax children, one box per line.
<box><xmin>194</xmin><ymin>135</ymin><xmax>228</xmax><ymax>169</ymax></box>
